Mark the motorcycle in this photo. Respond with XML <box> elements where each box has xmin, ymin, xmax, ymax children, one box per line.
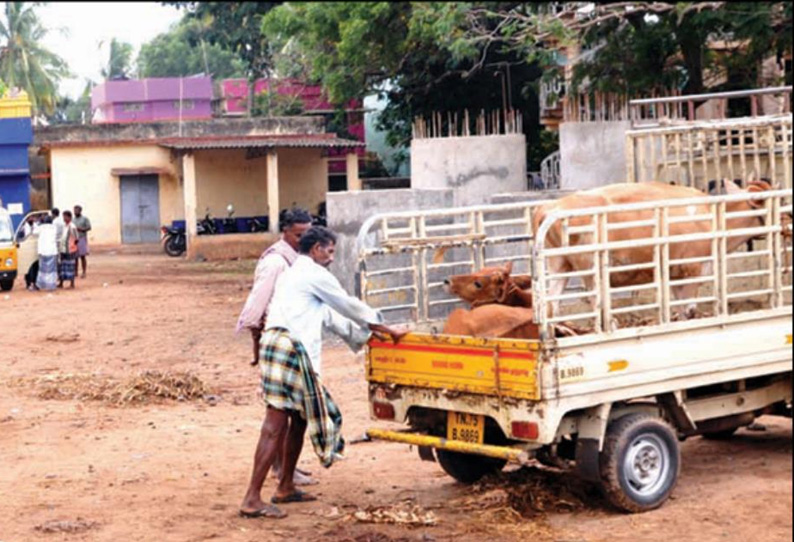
<box><xmin>199</xmin><ymin>210</ymin><xmax>217</xmax><ymax>235</ymax></box>
<box><xmin>160</xmin><ymin>211</ymin><xmax>217</xmax><ymax>257</ymax></box>
<box><xmin>250</xmin><ymin>216</ymin><xmax>269</xmax><ymax>232</ymax></box>
<box><xmin>161</xmin><ymin>225</ymin><xmax>186</xmax><ymax>257</ymax></box>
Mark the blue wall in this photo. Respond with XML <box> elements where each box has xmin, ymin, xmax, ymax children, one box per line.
<box><xmin>0</xmin><ymin>117</ymin><xmax>32</xmax><ymax>231</ymax></box>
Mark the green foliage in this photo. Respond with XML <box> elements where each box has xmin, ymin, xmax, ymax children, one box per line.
<box><xmin>467</xmin><ymin>2</ymin><xmax>792</xmax><ymax>97</ymax></box>
<box><xmin>528</xmin><ymin>127</ymin><xmax>558</xmax><ymax>172</ymax></box>
<box><xmin>0</xmin><ymin>2</ymin><xmax>71</xmax><ymax>114</ymax></box>
<box><xmin>138</xmin><ymin>20</ymin><xmax>246</xmax><ymax>78</ymax></box>
<box><xmin>251</xmin><ymin>89</ymin><xmax>304</xmax><ymax>116</ymax></box>
<box><xmin>263</xmin><ymin>2</ymin><xmax>412</xmax><ymax>104</ymax></box>
<box><xmin>164</xmin><ymin>2</ymin><xmax>282</xmax><ymax>79</ymax></box>
<box><xmin>262</xmin><ymin>2</ymin><xmax>544</xmax><ymax>160</ymax></box>
<box><xmin>100</xmin><ymin>38</ymin><xmax>134</xmax><ymax>80</ymax></box>
<box><xmin>47</xmin><ymin>80</ymin><xmax>92</xmax><ymax>125</ymax></box>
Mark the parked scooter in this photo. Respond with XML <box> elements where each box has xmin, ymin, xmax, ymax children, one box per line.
<box><xmin>199</xmin><ymin>209</ymin><xmax>217</xmax><ymax>235</ymax></box>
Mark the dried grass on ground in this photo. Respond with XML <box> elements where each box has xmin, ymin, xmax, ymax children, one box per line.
<box><xmin>447</xmin><ymin>465</ymin><xmax>606</xmax><ymax>540</ymax></box>
<box><xmin>11</xmin><ymin>370</ymin><xmax>212</xmax><ymax>406</ymax></box>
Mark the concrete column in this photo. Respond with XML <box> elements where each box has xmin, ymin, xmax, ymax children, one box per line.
<box><xmin>182</xmin><ymin>152</ymin><xmax>198</xmax><ymax>257</ymax></box>
<box><xmin>266</xmin><ymin>150</ymin><xmax>279</xmax><ymax>233</ymax></box>
<box><xmin>346</xmin><ymin>151</ymin><xmax>361</xmax><ymax>191</ymax></box>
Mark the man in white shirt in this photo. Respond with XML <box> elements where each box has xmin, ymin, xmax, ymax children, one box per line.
<box><xmin>239</xmin><ymin>226</ymin><xmax>407</xmax><ymax>519</ymax></box>
<box><xmin>51</xmin><ymin>208</ymin><xmax>64</xmax><ymax>247</ymax></box>
<box><xmin>235</xmin><ymin>208</ymin><xmax>315</xmax><ymax>486</ymax></box>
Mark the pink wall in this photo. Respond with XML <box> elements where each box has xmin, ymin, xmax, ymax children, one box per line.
<box><xmin>221</xmin><ymin>78</ymin><xmax>361</xmax><ymax>114</ymax></box>
<box><xmin>91</xmin><ymin>77</ymin><xmax>213</xmax><ymax>123</ymax></box>
<box><xmin>220</xmin><ymin>79</ymin><xmax>365</xmax><ymax>176</ymax></box>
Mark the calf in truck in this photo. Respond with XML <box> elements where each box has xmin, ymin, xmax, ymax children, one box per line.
<box><xmin>531</xmin><ymin>179</ymin><xmax>776</xmax><ymax>321</ymax></box>
<box><xmin>442</xmin><ymin>304</ymin><xmax>538</xmax><ymax>339</ymax></box>
<box><xmin>443</xmin><ymin>262</ymin><xmax>533</xmax><ymax>308</ymax></box>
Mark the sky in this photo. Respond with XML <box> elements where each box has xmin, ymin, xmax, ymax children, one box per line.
<box><xmin>34</xmin><ymin>2</ymin><xmax>184</xmax><ymax>98</ymax></box>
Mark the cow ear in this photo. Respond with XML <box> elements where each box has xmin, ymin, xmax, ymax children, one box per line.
<box><xmin>503</xmin><ymin>261</ymin><xmax>513</xmax><ymax>275</ymax></box>
<box><xmin>723</xmin><ymin>178</ymin><xmax>742</xmax><ymax>194</ymax></box>
<box><xmin>746</xmin><ymin>181</ymin><xmax>767</xmax><ymax>208</ymax></box>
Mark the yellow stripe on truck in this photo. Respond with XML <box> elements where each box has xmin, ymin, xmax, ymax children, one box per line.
<box><xmin>367</xmin><ymin>333</ymin><xmax>541</xmax><ymax>400</ymax></box>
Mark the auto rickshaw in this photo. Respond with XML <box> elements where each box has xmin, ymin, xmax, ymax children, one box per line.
<box><xmin>0</xmin><ymin>209</ymin><xmax>53</xmax><ymax>291</ymax></box>
<box><xmin>0</xmin><ymin>207</ymin><xmax>16</xmax><ymax>290</ymax></box>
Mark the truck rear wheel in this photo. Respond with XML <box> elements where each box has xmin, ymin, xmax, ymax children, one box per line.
<box><xmin>0</xmin><ymin>279</ymin><xmax>13</xmax><ymax>291</ymax></box>
<box><xmin>599</xmin><ymin>414</ymin><xmax>680</xmax><ymax>513</ymax></box>
<box><xmin>436</xmin><ymin>450</ymin><xmax>506</xmax><ymax>484</ymax></box>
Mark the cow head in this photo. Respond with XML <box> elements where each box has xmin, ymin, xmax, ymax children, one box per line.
<box><xmin>721</xmin><ymin>177</ymin><xmax>791</xmax><ymax>244</ymax></box>
<box><xmin>443</xmin><ymin>262</ymin><xmax>516</xmax><ymax>307</ymax></box>
<box><xmin>722</xmin><ymin>176</ymin><xmax>773</xmax><ymax>210</ymax></box>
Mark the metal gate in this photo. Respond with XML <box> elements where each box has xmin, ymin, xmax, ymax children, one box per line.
<box><xmin>625</xmin><ymin>86</ymin><xmax>793</xmax><ymax>190</ymax></box>
<box><xmin>120</xmin><ymin>175</ymin><xmax>160</xmax><ymax>244</ymax></box>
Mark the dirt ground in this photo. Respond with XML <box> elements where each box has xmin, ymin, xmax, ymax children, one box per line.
<box><xmin>1</xmin><ymin>250</ymin><xmax>791</xmax><ymax>542</ymax></box>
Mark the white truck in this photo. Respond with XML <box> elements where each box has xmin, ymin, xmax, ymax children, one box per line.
<box><xmin>356</xmin><ymin>188</ymin><xmax>792</xmax><ymax>512</ymax></box>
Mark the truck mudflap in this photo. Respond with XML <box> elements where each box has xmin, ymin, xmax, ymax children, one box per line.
<box><xmin>366</xmin><ymin>428</ymin><xmax>532</xmax><ymax>464</ymax></box>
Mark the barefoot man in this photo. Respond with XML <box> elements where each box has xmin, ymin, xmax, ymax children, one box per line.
<box><xmin>239</xmin><ymin>226</ymin><xmax>408</xmax><ymax>519</ymax></box>
<box><xmin>73</xmin><ymin>205</ymin><xmax>92</xmax><ymax>279</ymax></box>
<box><xmin>236</xmin><ymin>208</ymin><xmax>314</xmax><ymax>486</ymax></box>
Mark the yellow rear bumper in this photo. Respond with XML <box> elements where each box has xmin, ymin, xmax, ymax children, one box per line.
<box><xmin>366</xmin><ymin>428</ymin><xmax>531</xmax><ymax>464</ymax></box>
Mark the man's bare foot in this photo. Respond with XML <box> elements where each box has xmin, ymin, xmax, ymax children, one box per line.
<box><xmin>239</xmin><ymin>503</ymin><xmax>286</xmax><ymax>519</ymax></box>
<box><xmin>271</xmin><ymin>489</ymin><xmax>317</xmax><ymax>504</ymax></box>
<box><xmin>272</xmin><ymin>467</ymin><xmax>318</xmax><ymax>486</ymax></box>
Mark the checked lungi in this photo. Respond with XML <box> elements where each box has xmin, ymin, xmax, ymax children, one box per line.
<box><xmin>59</xmin><ymin>252</ymin><xmax>77</xmax><ymax>281</ymax></box>
<box><xmin>259</xmin><ymin>328</ymin><xmax>344</xmax><ymax>467</ymax></box>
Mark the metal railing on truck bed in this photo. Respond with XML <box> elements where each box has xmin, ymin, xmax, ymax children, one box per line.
<box><xmin>532</xmin><ymin>188</ymin><xmax>792</xmax><ymax>341</ymax></box>
<box><xmin>355</xmin><ymin>200</ymin><xmax>550</xmax><ymax>324</ymax></box>
<box><xmin>356</xmin><ymin>189</ymin><xmax>792</xmax><ymax>339</ymax></box>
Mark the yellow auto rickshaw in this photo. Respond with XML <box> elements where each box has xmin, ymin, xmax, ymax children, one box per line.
<box><xmin>0</xmin><ymin>209</ymin><xmax>52</xmax><ymax>291</ymax></box>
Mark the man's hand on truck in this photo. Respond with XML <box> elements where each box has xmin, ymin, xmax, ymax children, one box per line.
<box><xmin>369</xmin><ymin>323</ymin><xmax>410</xmax><ymax>344</ymax></box>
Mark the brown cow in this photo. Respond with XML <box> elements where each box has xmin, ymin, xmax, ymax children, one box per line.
<box><xmin>532</xmin><ymin>179</ymin><xmax>776</xmax><ymax>319</ymax></box>
<box><xmin>442</xmin><ymin>304</ymin><xmax>584</xmax><ymax>339</ymax></box>
<box><xmin>443</xmin><ymin>304</ymin><xmax>539</xmax><ymax>339</ymax></box>
<box><xmin>443</xmin><ymin>262</ymin><xmax>534</xmax><ymax>308</ymax></box>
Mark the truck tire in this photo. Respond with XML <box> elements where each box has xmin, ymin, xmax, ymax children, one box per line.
<box><xmin>0</xmin><ymin>279</ymin><xmax>13</xmax><ymax>291</ymax></box>
<box><xmin>599</xmin><ymin>414</ymin><xmax>680</xmax><ymax>513</ymax></box>
<box><xmin>436</xmin><ymin>450</ymin><xmax>506</xmax><ymax>484</ymax></box>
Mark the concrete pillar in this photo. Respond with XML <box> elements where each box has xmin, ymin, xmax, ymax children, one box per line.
<box><xmin>182</xmin><ymin>152</ymin><xmax>198</xmax><ymax>258</ymax></box>
<box><xmin>346</xmin><ymin>151</ymin><xmax>361</xmax><ymax>191</ymax></box>
<box><xmin>266</xmin><ymin>150</ymin><xmax>279</xmax><ymax>233</ymax></box>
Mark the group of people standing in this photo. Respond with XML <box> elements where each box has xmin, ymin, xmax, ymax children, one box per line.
<box><xmin>235</xmin><ymin>208</ymin><xmax>406</xmax><ymax>519</ymax></box>
<box><xmin>22</xmin><ymin>206</ymin><xmax>92</xmax><ymax>291</ymax></box>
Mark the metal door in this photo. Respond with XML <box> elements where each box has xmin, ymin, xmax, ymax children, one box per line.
<box><xmin>120</xmin><ymin>175</ymin><xmax>161</xmax><ymax>244</ymax></box>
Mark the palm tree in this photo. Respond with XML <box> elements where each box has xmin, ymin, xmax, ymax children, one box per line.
<box><xmin>0</xmin><ymin>2</ymin><xmax>70</xmax><ymax>114</ymax></box>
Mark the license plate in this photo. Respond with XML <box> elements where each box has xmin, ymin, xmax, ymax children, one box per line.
<box><xmin>447</xmin><ymin>411</ymin><xmax>484</xmax><ymax>444</ymax></box>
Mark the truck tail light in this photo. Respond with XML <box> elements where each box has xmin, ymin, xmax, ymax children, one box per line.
<box><xmin>373</xmin><ymin>402</ymin><xmax>395</xmax><ymax>420</ymax></box>
<box><xmin>511</xmin><ymin>421</ymin><xmax>539</xmax><ymax>440</ymax></box>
